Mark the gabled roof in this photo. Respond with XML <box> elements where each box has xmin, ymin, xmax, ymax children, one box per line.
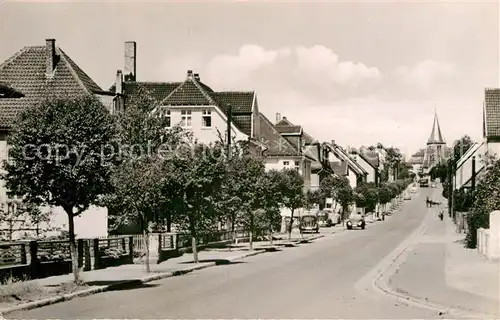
<box><xmin>358</xmin><ymin>151</ymin><xmax>380</xmax><ymax>169</ymax></box>
<box><xmin>0</xmin><ymin>42</ymin><xmax>105</xmax><ymax>128</ymax></box>
<box><xmin>258</xmin><ymin>112</ymin><xmax>301</xmax><ymax>157</ymax></box>
<box><xmin>110</xmin><ymin>72</ymin><xmax>256</xmax><ymax>136</ymax></box>
<box><xmin>160</xmin><ymin>77</ymin><xmax>217</xmax><ymax>106</ymax></box>
<box><xmin>427</xmin><ymin>111</ymin><xmax>446</xmax><ymax>145</ymax></box>
<box><xmin>330</xmin><ymin>161</ymin><xmax>348</xmax><ymax>176</ymax></box>
<box><xmin>325</xmin><ymin>143</ymin><xmax>367</xmax><ymax>176</ymax></box>
<box><xmin>484</xmin><ymin>88</ymin><xmax>500</xmax><ymax>138</ymax></box>
<box><xmin>456</xmin><ymin>142</ymin><xmax>485</xmax><ymax>169</ymax></box>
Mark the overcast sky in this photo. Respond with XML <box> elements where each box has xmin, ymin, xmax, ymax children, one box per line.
<box><xmin>1</xmin><ymin>0</ymin><xmax>498</xmax><ymax>156</ymax></box>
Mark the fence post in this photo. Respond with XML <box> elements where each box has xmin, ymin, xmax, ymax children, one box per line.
<box><xmin>20</xmin><ymin>243</ymin><xmax>27</xmax><ymax>265</ymax></box>
<box><xmin>29</xmin><ymin>241</ymin><xmax>38</xmax><ymax>279</ymax></box>
<box><xmin>77</xmin><ymin>239</ymin><xmax>84</xmax><ymax>268</ymax></box>
<box><xmin>93</xmin><ymin>238</ymin><xmax>100</xmax><ymax>270</ymax></box>
<box><xmin>83</xmin><ymin>240</ymin><xmax>91</xmax><ymax>271</ymax></box>
<box><xmin>121</xmin><ymin>237</ymin><xmax>126</xmax><ymax>252</ymax></box>
<box><xmin>128</xmin><ymin>236</ymin><xmax>133</xmax><ymax>262</ymax></box>
<box><xmin>158</xmin><ymin>234</ymin><xmax>163</xmax><ymax>256</ymax></box>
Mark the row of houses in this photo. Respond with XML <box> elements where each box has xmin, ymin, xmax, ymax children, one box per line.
<box><xmin>0</xmin><ymin>38</ymin><xmax>387</xmax><ymax>239</ymax></box>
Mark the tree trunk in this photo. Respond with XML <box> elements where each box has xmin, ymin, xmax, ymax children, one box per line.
<box><xmin>249</xmin><ymin>214</ymin><xmax>254</xmax><ymax>251</ymax></box>
<box><xmin>66</xmin><ymin>211</ymin><xmax>80</xmax><ymax>284</ymax></box>
<box><xmin>143</xmin><ymin>228</ymin><xmax>150</xmax><ymax>273</ymax></box>
<box><xmin>189</xmin><ymin>215</ymin><xmax>198</xmax><ymax>263</ymax></box>
<box><xmin>166</xmin><ymin>213</ymin><xmax>172</xmax><ymax>232</ymax></box>
<box><xmin>288</xmin><ymin>209</ymin><xmax>294</xmax><ymax>241</ymax></box>
<box><xmin>269</xmin><ymin>227</ymin><xmax>274</xmax><ymax>246</ymax></box>
<box><xmin>191</xmin><ymin>236</ymin><xmax>198</xmax><ymax>263</ymax></box>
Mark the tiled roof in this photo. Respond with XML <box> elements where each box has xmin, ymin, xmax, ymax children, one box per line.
<box><xmin>330</xmin><ymin>161</ymin><xmax>348</xmax><ymax>176</ymax></box>
<box><xmin>326</xmin><ymin>143</ymin><xmax>367</xmax><ymax>175</ymax></box>
<box><xmin>161</xmin><ymin>78</ymin><xmax>216</xmax><ymax>106</ymax></box>
<box><xmin>302</xmin><ymin>132</ymin><xmax>315</xmax><ymax>145</ymax></box>
<box><xmin>113</xmin><ymin>75</ymin><xmax>255</xmax><ymax>137</ymax></box>
<box><xmin>110</xmin><ymin>82</ymin><xmax>181</xmax><ymax>102</ymax></box>
<box><xmin>214</xmin><ymin>92</ymin><xmax>254</xmax><ymax>113</ymax></box>
<box><xmin>275</xmin><ymin>125</ymin><xmax>302</xmax><ymax>134</ymax></box>
<box><xmin>0</xmin><ymin>44</ymin><xmax>103</xmax><ymax>128</ymax></box>
<box><xmin>258</xmin><ymin>112</ymin><xmax>301</xmax><ymax>157</ymax></box>
<box><xmin>359</xmin><ymin>151</ymin><xmax>379</xmax><ymax>169</ymax></box>
<box><xmin>484</xmin><ymin>88</ymin><xmax>500</xmax><ymax>137</ymax></box>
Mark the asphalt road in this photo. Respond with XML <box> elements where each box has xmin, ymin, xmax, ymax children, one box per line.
<box><xmin>8</xmin><ymin>187</ymin><xmax>443</xmax><ymax>319</ymax></box>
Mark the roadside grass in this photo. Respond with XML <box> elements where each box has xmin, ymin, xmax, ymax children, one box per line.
<box><xmin>0</xmin><ymin>276</ymin><xmax>89</xmax><ymax>308</ymax></box>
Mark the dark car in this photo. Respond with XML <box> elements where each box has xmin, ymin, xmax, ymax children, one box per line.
<box><xmin>346</xmin><ymin>213</ymin><xmax>366</xmax><ymax>230</ymax></box>
<box><xmin>299</xmin><ymin>215</ymin><xmax>319</xmax><ymax>233</ymax></box>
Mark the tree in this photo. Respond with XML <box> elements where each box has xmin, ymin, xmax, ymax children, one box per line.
<box><xmin>3</xmin><ymin>94</ymin><xmax>118</xmax><ymax>283</ymax></box>
<box><xmin>226</xmin><ymin>152</ymin><xmax>267</xmax><ymax>251</ymax></box>
<box><xmin>255</xmin><ymin>170</ymin><xmax>284</xmax><ymax>245</ymax></box>
<box><xmin>354</xmin><ymin>182</ymin><xmax>379</xmax><ymax>213</ymax></box>
<box><xmin>170</xmin><ymin>142</ymin><xmax>227</xmax><ymax>262</ymax></box>
<box><xmin>453</xmin><ymin>135</ymin><xmax>474</xmax><ymax>160</ymax></box>
<box><xmin>281</xmin><ymin>169</ymin><xmax>305</xmax><ymax>241</ymax></box>
<box><xmin>106</xmin><ymin>86</ymin><xmax>179</xmax><ymax>272</ymax></box>
<box><xmin>305</xmin><ymin>189</ymin><xmax>322</xmax><ymax>210</ymax></box>
<box><xmin>333</xmin><ymin>176</ymin><xmax>354</xmax><ymax>220</ymax></box>
<box><xmin>466</xmin><ymin>159</ymin><xmax>500</xmax><ymax>248</ymax></box>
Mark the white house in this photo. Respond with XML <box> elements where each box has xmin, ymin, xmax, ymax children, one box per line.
<box><xmin>455</xmin><ymin>142</ymin><xmax>487</xmax><ymax>190</ymax></box>
<box><xmin>324</xmin><ymin>141</ymin><xmax>367</xmax><ymax>189</ymax></box>
<box><xmin>349</xmin><ymin>147</ymin><xmax>380</xmax><ymax>185</ymax></box>
<box><xmin>0</xmin><ymin>38</ymin><xmax>113</xmax><ymax>239</ymax></box>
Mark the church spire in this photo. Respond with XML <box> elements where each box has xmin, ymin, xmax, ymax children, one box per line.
<box><xmin>427</xmin><ymin>109</ymin><xmax>445</xmax><ymax>145</ymax></box>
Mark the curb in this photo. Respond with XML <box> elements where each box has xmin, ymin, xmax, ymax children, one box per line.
<box><xmin>0</xmin><ymin>250</ymin><xmax>268</xmax><ymax>316</ymax></box>
<box><xmin>369</xmin><ymin>213</ymin><xmax>496</xmax><ymax>319</ymax></box>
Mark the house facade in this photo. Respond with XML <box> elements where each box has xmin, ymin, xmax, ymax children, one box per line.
<box><xmin>324</xmin><ymin>141</ymin><xmax>367</xmax><ymax>189</ymax></box>
<box><xmin>349</xmin><ymin>147</ymin><xmax>380</xmax><ymax>185</ymax></box>
<box><xmin>112</xmin><ymin>41</ymin><xmax>265</xmax><ymax>157</ymax></box>
<box><xmin>0</xmin><ymin>38</ymin><xmax>111</xmax><ymax>239</ymax></box>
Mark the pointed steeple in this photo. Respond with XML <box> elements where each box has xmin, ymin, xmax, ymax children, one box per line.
<box><xmin>427</xmin><ymin>109</ymin><xmax>445</xmax><ymax>145</ymax></box>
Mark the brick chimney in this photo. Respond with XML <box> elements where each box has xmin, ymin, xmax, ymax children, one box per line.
<box><xmin>194</xmin><ymin>73</ymin><xmax>200</xmax><ymax>81</ymax></box>
<box><xmin>115</xmin><ymin>70</ymin><xmax>123</xmax><ymax>94</ymax></box>
<box><xmin>45</xmin><ymin>39</ymin><xmax>56</xmax><ymax>76</ymax></box>
<box><xmin>276</xmin><ymin>112</ymin><xmax>281</xmax><ymax>123</ymax></box>
<box><xmin>124</xmin><ymin>41</ymin><xmax>136</xmax><ymax>81</ymax></box>
<box><xmin>187</xmin><ymin>70</ymin><xmax>193</xmax><ymax>78</ymax></box>
<box><xmin>331</xmin><ymin>140</ymin><xmax>335</xmax><ymax>146</ymax></box>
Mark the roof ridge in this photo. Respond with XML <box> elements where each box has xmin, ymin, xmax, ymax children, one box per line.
<box><xmin>191</xmin><ymin>78</ymin><xmax>217</xmax><ymax>104</ymax></box>
<box><xmin>58</xmin><ymin>48</ymin><xmax>95</xmax><ymax>94</ymax></box>
<box><xmin>127</xmin><ymin>81</ymin><xmax>182</xmax><ymax>85</ymax></box>
<box><xmin>0</xmin><ymin>46</ymin><xmax>30</xmax><ymax>71</ymax></box>
<box><xmin>159</xmin><ymin>78</ymin><xmax>215</xmax><ymax>106</ymax></box>
<box><xmin>259</xmin><ymin>112</ymin><xmax>300</xmax><ymax>154</ymax></box>
<box><xmin>216</xmin><ymin>90</ymin><xmax>255</xmax><ymax>94</ymax></box>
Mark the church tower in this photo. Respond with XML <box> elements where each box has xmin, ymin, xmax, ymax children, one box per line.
<box><xmin>423</xmin><ymin>110</ymin><xmax>446</xmax><ymax>169</ymax></box>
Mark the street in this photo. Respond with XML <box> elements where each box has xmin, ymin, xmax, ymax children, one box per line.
<box><xmin>8</xmin><ymin>188</ymin><xmax>442</xmax><ymax>319</ymax></box>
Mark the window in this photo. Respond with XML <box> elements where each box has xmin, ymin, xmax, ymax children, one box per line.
<box><xmin>162</xmin><ymin>109</ymin><xmax>171</xmax><ymax>127</ymax></box>
<box><xmin>202</xmin><ymin>109</ymin><xmax>211</xmax><ymax>127</ymax></box>
<box><xmin>181</xmin><ymin>110</ymin><xmax>192</xmax><ymax>127</ymax></box>
<box><xmin>283</xmin><ymin>161</ymin><xmax>290</xmax><ymax>166</ymax></box>
<box><xmin>294</xmin><ymin>161</ymin><xmax>300</xmax><ymax>171</ymax></box>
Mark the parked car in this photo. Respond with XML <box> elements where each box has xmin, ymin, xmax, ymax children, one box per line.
<box><xmin>431</xmin><ymin>183</ymin><xmax>437</xmax><ymax>188</ymax></box>
<box><xmin>346</xmin><ymin>212</ymin><xmax>365</xmax><ymax>230</ymax></box>
<box><xmin>299</xmin><ymin>215</ymin><xmax>319</xmax><ymax>233</ymax></box>
<box><xmin>403</xmin><ymin>193</ymin><xmax>411</xmax><ymax>200</ymax></box>
<box><xmin>411</xmin><ymin>186</ymin><xmax>416</xmax><ymax>193</ymax></box>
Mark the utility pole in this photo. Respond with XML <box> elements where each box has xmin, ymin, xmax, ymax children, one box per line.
<box><xmin>447</xmin><ymin>160</ymin><xmax>452</xmax><ymax>218</ymax></box>
<box><xmin>471</xmin><ymin>156</ymin><xmax>476</xmax><ymax>193</ymax></box>
<box><xmin>226</xmin><ymin>104</ymin><xmax>232</xmax><ymax>159</ymax></box>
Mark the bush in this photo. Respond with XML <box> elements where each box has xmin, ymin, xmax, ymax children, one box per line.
<box><xmin>465</xmin><ymin>211</ymin><xmax>489</xmax><ymax>248</ymax></box>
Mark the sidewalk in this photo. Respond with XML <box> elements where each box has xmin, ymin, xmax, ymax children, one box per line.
<box><xmin>387</xmin><ymin>202</ymin><xmax>500</xmax><ymax>317</ymax></box>
<box><xmin>0</xmin><ymin>234</ymin><xmax>324</xmax><ymax>314</ymax></box>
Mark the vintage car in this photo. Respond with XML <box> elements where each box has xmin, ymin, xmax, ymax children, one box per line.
<box><xmin>403</xmin><ymin>192</ymin><xmax>411</xmax><ymax>200</ymax></box>
<box><xmin>346</xmin><ymin>212</ymin><xmax>365</xmax><ymax>230</ymax></box>
<box><xmin>299</xmin><ymin>215</ymin><xmax>319</xmax><ymax>233</ymax></box>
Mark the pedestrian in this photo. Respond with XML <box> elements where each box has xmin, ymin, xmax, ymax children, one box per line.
<box><xmin>438</xmin><ymin>210</ymin><xmax>444</xmax><ymax>221</ymax></box>
<box><xmin>425</xmin><ymin>196</ymin><xmax>430</xmax><ymax>208</ymax></box>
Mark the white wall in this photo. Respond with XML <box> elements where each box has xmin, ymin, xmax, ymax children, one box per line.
<box><xmin>456</xmin><ymin>142</ymin><xmax>487</xmax><ymax>190</ymax></box>
<box><xmin>310</xmin><ymin>173</ymin><xmax>320</xmax><ymax>190</ymax></box>
<box><xmin>346</xmin><ymin>167</ymin><xmax>358</xmax><ymax>189</ymax></box>
<box><xmin>487</xmin><ymin>141</ymin><xmax>500</xmax><ymax>159</ymax></box>
<box><xmin>43</xmin><ymin>205</ymin><xmax>108</xmax><ymax>239</ymax></box>
<box><xmin>351</xmin><ymin>154</ymin><xmax>375</xmax><ymax>183</ymax></box>
<box><xmin>161</xmin><ymin>106</ymin><xmax>248</xmax><ymax>145</ymax></box>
